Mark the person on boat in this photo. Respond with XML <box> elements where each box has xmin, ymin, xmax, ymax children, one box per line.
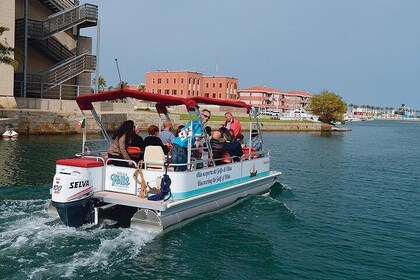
<box><xmin>171</xmin><ymin>109</ymin><xmax>211</xmax><ymax>171</ymax></box>
<box><xmin>224</xmin><ymin>112</ymin><xmax>242</xmax><ymax>138</ymax></box>
<box><xmin>142</xmin><ymin>125</ymin><xmax>169</xmax><ymax>160</ymax></box>
<box><xmin>194</xmin><ymin>126</ymin><xmax>212</xmax><ymax>167</ymax></box>
<box><xmin>218</xmin><ymin>127</ymin><xmax>228</xmax><ymax>142</ymax></box>
<box><xmin>247</xmin><ymin>129</ymin><xmax>262</xmax><ymax>151</ymax></box>
<box><xmin>235</xmin><ymin>133</ymin><xmax>245</xmax><ymax>148</ymax></box>
<box><xmin>175</xmin><ymin>125</ymin><xmax>185</xmax><ymax>137</ymax></box>
<box><xmin>131</xmin><ymin>125</ymin><xmax>145</xmax><ymax>150</ymax></box>
<box><xmin>107</xmin><ymin>120</ymin><xmax>135</xmax><ymax>167</ymax></box>
<box><xmin>210</xmin><ymin>131</ymin><xmax>226</xmax><ymax>166</ymax></box>
<box><xmin>222</xmin><ymin>129</ymin><xmax>243</xmax><ymax>162</ymax></box>
<box><xmin>159</xmin><ymin>120</ymin><xmax>175</xmax><ymax>146</ymax></box>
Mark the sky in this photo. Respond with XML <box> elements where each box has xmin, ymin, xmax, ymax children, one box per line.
<box><xmin>81</xmin><ymin>0</ymin><xmax>420</xmax><ymax>109</ymax></box>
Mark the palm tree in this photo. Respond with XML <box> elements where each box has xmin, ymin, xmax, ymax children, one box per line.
<box><xmin>117</xmin><ymin>81</ymin><xmax>128</xmax><ymax>89</ymax></box>
<box><xmin>0</xmin><ymin>26</ymin><xmax>22</xmax><ymax>70</ymax></box>
<box><xmin>92</xmin><ymin>76</ymin><xmax>107</xmax><ymax>92</ymax></box>
<box><xmin>138</xmin><ymin>84</ymin><xmax>146</xmax><ymax>91</ymax></box>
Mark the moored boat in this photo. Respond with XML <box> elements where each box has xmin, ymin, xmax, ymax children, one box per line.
<box><xmin>2</xmin><ymin>126</ymin><xmax>18</xmax><ymax>138</ymax></box>
<box><xmin>49</xmin><ymin>89</ymin><xmax>281</xmax><ymax>231</ymax></box>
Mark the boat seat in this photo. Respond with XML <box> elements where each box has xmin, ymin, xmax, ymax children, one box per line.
<box><xmin>222</xmin><ymin>152</ymin><xmax>232</xmax><ymax>164</ymax></box>
<box><xmin>242</xmin><ymin>147</ymin><xmax>257</xmax><ymax>160</ymax></box>
<box><xmin>144</xmin><ymin>146</ymin><xmax>166</xmax><ymax>170</ymax></box>
<box><xmin>56</xmin><ymin>158</ymin><xmax>104</xmax><ymax>168</ymax></box>
<box><xmin>128</xmin><ymin>146</ymin><xmax>141</xmax><ymax>158</ymax></box>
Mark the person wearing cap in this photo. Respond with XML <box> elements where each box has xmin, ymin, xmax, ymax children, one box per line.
<box><xmin>223</xmin><ymin>111</ymin><xmax>242</xmax><ymax>138</ymax></box>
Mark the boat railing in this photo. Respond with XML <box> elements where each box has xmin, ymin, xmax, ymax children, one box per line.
<box><xmin>104</xmin><ymin>158</ymin><xmax>139</xmax><ymax>168</ymax></box>
<box><xmin>75</xmin><ymin>155</ymin><xmax>106</xmax><ymax>163</ymax></box>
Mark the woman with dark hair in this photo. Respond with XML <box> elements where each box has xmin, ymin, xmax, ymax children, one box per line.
<box><xmin>222</xmin><ymin>129</ymin><xmax>243</xmax><ymax>162</ymax></box>
<box><xmin>107</xmin><ymin>120</ymin><xmax>135</xmax><ymax>167</ymax></box>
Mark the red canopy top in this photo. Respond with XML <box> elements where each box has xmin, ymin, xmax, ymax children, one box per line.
<box><xmin>187</xmin><ymin>96</ymin><xmax>252</xmax><ymax>113</ymax></box>
<box><xmin>76</xmin><ymin>89</ymin><xmax>252</xmax><ymax>113</ymax></box>
<box><xmin>76</xmin><ymin>88</ymin><xmax>197</xmax><ymax>111</ymax></box>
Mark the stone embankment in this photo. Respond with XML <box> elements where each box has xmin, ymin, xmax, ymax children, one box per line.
<box><xmin>0</xmin><ymin>98</ymin><xmax>344</xmax><ymax>135</ymax></box>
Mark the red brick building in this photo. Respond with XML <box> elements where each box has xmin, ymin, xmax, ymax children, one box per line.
<box><xmin>145</xmin><ymin>71</ymin><xmax>239</xmax><ymax>100</ymax></box>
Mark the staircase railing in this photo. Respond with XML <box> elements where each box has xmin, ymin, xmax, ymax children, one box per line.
<box><xmin>29</xmin><ymin>36</ymin><xmax>74</xmax><ymax>62</ymax></box>
<box><xmin>15</xmin><ymin>4</ymin><xmax>98</xmax><ymax>40</ymax></box>
<box><xmin>40</xmin><ymin>53</ymin><xmax>96</xmax><ymax>89</ymax></box>
<box><xmin>41</xmin><ymin>0</ymin><xmax>75</xmax><ymax>12</ymax></box>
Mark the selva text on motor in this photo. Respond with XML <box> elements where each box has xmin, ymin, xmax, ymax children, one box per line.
<box><xmin>69</xmin><ymin>180</ymin><xmax>90</xmax><ymax>189</ymax></box>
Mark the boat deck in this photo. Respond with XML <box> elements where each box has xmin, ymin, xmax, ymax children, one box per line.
<box><xmin>93</xmin><ymin>191</ymin><xmax>170</xmax><ymax>211</ymax></box>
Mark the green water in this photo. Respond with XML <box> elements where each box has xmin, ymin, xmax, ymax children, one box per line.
<box><xmin>0</xmin><ymin>121</ymin><xmax>419</xmax><ymax>279</ymax></box>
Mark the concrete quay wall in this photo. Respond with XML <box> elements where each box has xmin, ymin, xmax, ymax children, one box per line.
<box><xmin>0</xmin><ymin>108</ymin><xmax>330</xmax><ymax>135</ymax></box>
<box><xmin>0</xmin><ymin>98</ymin><xmax>333</xmax><ymax>135</ymax></box>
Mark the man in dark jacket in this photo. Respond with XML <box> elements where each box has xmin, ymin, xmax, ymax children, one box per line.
<box><xmin>210</xmin><ymin>131</ymin><xmax>225</xmax><ymax>166</ymax></box>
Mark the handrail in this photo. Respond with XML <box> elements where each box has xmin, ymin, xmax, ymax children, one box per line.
<box><xmin>39</xmin><ymin>53</ymin><xmax>96</xmax><ymax>89</ymax></box>
<box><xmin>16</xmin><ymin>4</ymin><xmax>98</xmax><ymax>40</ymax></box>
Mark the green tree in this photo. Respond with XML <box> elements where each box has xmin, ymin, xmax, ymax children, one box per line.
<box><xmin>138</xmin><ymin>84</ymin><xmax>146</xmax><ymax>91</ymax></box>
<box><xmin>98</xmin><ymin>76</ymin><xmax>106</xmax><ymax>91</ymax></box>
<box><xmin>92</xmin><ymin>76</ymin><xmax>107</xmax><ymax>92</ymax></box>
<box><xmin>0</xmin><ymin>26</ymin><xmax>22</xmax><ymax>69</ymax></box>
<box><xmin>307</xmin><ymin>90</ymin><xmax>347</xmax><ymax>123</ymax></box>
<box><xmin>117</xmin><ymin>81</ymin><xmax>128</xmax><ymax>89</ymax></box>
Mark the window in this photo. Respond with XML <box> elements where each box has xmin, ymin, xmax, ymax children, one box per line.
<box><xmin>189</xmin><ymin>78</ymin><xmax>191</xmax><ymax>84</ymax></box>
<box><xmin>181</xmin><ymin>90</ymin><xmax>184</xmax><ymax>95</ymax></box>
<box><xmin>181</xmin><ymin>78</ymin><xmax>184</xmax><ymax>83</ymax></box>
<box><xmin>174</xmin><ymin>78</ymin><xmax>176</xmax><ymax>83</ymax></box>
<box><xmin>158</xmin><ymin>78</ymin><xmax>161</xmax><ymax>84</ymax></box>
<box><xmin>212</xmin><ymin>93</ymin><xmax>216</xmax><ymax>98</ymax></box>
<box><xmin>213</xmin><ymin>83</ymin><xmax>215</xmax><ymax>88</ymax></box>
<box><xmin>205</xmin><ymin>93</ymin><xmax>209</xmax><ymax>97</ymax></box>
<box><xmin>219</xmin><ymin>93</ymin><xmax>221</xmax><ymax>98</ymax></box>
<box><xmin>234</xmin><ymin>83</ymin><xmax>237</xmax><ymax>89</ymax></box>
<box><xmin>172</xmin><ymin>90</ymin><xmax>177</xmax><ymax>95</ymax></box>
<box><xmin>151</xmin><ymin>89</ymin><xmax>154</xmax><ymax>93</ymax></box>
<box><xmin>166</xmin><ymin>78</ymin><xmax>169</xmax><ymax>84</ymax></box>
<box><xmin>197</xmin><ymin>79</ymin><xmax>200</xmax><ymax>85</ymax></box>
<box><xmin>192</xmin><ymin>90</ymin><xmax>195</xmax><ymax>96</ymax></box>
<box><xmin>219</xmin><ymin>83</ymin><xmax>222</xmax><ymax>88</ymax></box>
<box><xmin>157</xmin><ymin>89</ymin><xmax>161</xmax><ymax>94</ymax></box>
<box><xmin>165</xmin><ymin>89</ymin><xmax>170</xmax><ymax>95</ymax></box>
<box><xmin>188</xmin><ymin>90</ymin><xmax>191</xmax><ymax>96</ymax></box>
<box><xmin>193</xmin><ymin>78</ymin><xmax>196</xmax><ymax>84</ymax></box>
<box><xmin>152</xmin><ymin>78</ymin><xmax>155</xmax><ymax>84</ymax></box>
<box><xmin>206</xmin><ymin>83</ymin><xmax>209</xmax><ymax>88</ymax></box>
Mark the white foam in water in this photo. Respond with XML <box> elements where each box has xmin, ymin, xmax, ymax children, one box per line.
<box><xmin>0</xmin><ymin>199</ymin><xmax>159</xmax><ymax>279</ymax></box>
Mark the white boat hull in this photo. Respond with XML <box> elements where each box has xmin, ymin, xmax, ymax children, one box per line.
<box><xmin>100</xmin><ymin>171</ymin><xmax>280</xmax><ymax>231</ymax></box>
<box><xmin>50</xmin><ymin>156</ymin><xmax>280</xmax><ymax>231</ymax></box>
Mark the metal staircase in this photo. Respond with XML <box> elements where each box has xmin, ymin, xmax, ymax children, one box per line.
<box><xmin>14</xmin><ymin>54</ymin><xmax>96</xmax><ymax>98</ymax></box>
<box><xmin>39</xmin><ymin>0</ymin><xmax>74</xmax><ymax>13</ymax></box>
<box><xmin>29</xmin><ymin>37</ymin><xmax>74</xmax><ymax>63</ymax></box>
<box><xmin>15</xmin><ymin>4</ymin><xmax>98</xmax><ymax>40</ymax></box>
<box><xmin>40</xmin><ymin>53</ymin><xmax>96</xmax><ymax>89</ymax></box>
<box><xmin>14</xmin><ymin>2</ymin><xmax>98</xmax><ymax>99</ymax></box>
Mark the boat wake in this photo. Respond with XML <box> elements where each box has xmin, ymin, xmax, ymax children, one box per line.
<box><xmin>0</xmin><ymin>199</ymin><xmax>158</xmax><ymax>279</ymax></box>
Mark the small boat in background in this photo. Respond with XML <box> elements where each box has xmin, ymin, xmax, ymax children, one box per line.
<box><xmin>2</xmin><ymin>126</ymin><xmax>18</xmax><ymax>138</ymax></box>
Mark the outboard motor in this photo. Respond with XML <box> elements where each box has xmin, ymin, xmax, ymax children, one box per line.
<box><xmin>51</xmin><ymin>167</ymin><xmax>95</xmax><ymax>227</ymax></box>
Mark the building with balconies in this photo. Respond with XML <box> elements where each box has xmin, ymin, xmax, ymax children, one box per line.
<box><xmin>238</xmin><ymin>86</ymin><xmax>313</xmax><ymax>112</ymax></box>
<box><xmin>0</xmin><ymin>0</ymin><xmax>97</xmax><ymax>103</ymax></box>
